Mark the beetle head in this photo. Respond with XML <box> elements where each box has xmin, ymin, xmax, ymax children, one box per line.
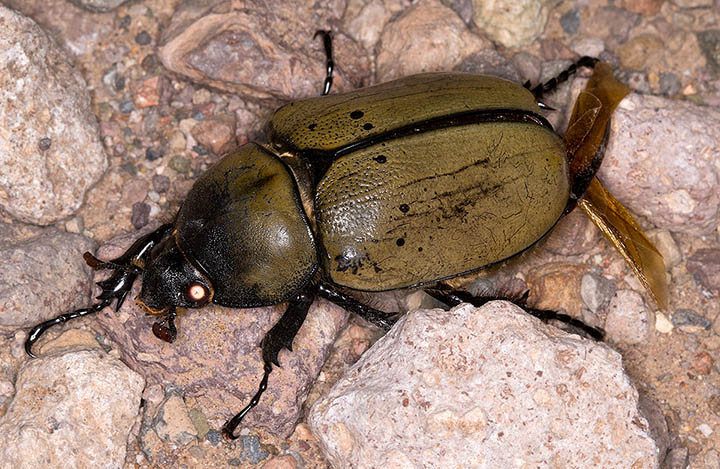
<box><xmin>137</xmin><ymin>235</ymin><xmax>214</xmax><ymax>315</ymax></box>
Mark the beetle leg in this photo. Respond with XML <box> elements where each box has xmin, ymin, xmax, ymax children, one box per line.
<box><xmin>313</xmin><ymin>30</ymin><xmax>334</xmax><ymax>96</ymax></box>
<box><xmin>222</xmin><ymin>290</ymin><xmax>315</xmax><ymax>440</ymax></box>
<box><xmin>151</xmin><ymin>306</ymin><xmax>178</xmax><ymax>343</ymax></box>
<box><xmin>24</xmin><ymin>223</ymin><xmax>175</xmax><ymax>357</ymax></box>
<box><xmin>317</xmin><ymin>283</ymin><xmax>399</xmax><ymax>331</ymax></box>
<box><xmin>425</xmin><ymin>288</ymin><xmax>605</xmax><ymax>341</ymax></box>
<box><xmin>528</xmin><ymin>56</ymin><xmax>599</xmax><ymax>103</ymax></box>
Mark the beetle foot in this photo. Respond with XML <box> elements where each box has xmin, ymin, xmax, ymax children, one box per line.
<box><xmin>222</xmin><ymin>362</ymin><xmax>273</xmax><ymax>440</ymax></box>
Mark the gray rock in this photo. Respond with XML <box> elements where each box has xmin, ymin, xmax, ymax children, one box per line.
<box><xmin>472</xmin><ymin>0</ymin><xmax>550</xmax><ymax>48</ymax></box>
<box><xmin>376</xmin><ymin>0</ymin><xmax>489</xmax><ymax>81</ymax></box>
<box><xmin>580</xmin><ymin>272</ymin><xmax>617</xmax><ymax>314</ymax></box>
<box><xmin>599</xmin><ymin>93</ymin><xmax>720</xmax><ymax>236</ymax></box>
<box><xmin>309</xmin><ymin>302</ymin><xmax>659</xmax><ymax>468</ymax></box>
<box><xmin>343</xmin><ymin>0</ymin><xmax>407</xmax><ymax>50</ymax></box>
<box><xmin>605</xmin><ymin>290</ymin><xmax>650</xmax><ymax>345</ymax></box>
<box><xmin>453</xmin><ymin>49</ymin><xmax>521</xmax><ymax>83</ymax></box>
<box><xmin>0</xmin><ymin>6</ymin><xmax>107</xmax><ymax>225</ymax></box>
<box><xmin>686</xmin><ymin>248</ymin><xmax>720</xmax><ymax>291</ymax></box>
<box><xmin>0</xmin><ymin>349</ymin><xmax>144</xmax><ymax>468</ymax></box>
<box><xmin>94</xmin><ymin>229</ymin><xmax>349</xmax><ymax>438</ymax></box>
<box><xmin>671</xmin><ymin>309</ymin><xmax>711</xmax><ymax>333</ymax></box>
<box><xmin>158</xmin><ymin>0</ymin><xmax>370</xmax><ymax>102</ymax></box>
<box><xmin>0</xmin><ymin>224</ymin><xmax>95</xmax><ymax>328</ymax></box>
<box><xmin>153</xmin><ymin>391</ymin><xmax>198</xmax><ymax>448</ymax></box>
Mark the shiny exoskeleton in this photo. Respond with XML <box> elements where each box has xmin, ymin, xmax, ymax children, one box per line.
<box><xmin>26</xmin><ymin>31</ymin><xmax>645</xmax><ymax>440</ymax></box>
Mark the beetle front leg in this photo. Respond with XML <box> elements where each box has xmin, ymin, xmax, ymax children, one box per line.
<box><xmin>222</xmin><ymin>290</ymin><xmax>314</xmax><ymax>440</ymax></box>
<box><xmin>24</xmin><ymin>223</ymin><xmax>175</xmax><ymax>357</ymax></box>
<box><xmin>317</xmin><ymin>282</ymin><xmax>399</xmax><ymax>331</ymax></box>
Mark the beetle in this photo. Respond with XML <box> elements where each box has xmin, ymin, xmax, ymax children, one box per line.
<box><xmin>25</xmin><ymin>31</ymin><xmax>666</xmax><ymax>440</ymax></box>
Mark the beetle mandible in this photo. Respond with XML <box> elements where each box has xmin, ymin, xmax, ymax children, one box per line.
<box><xmin>25</xmin><ymin>31</ymin><xmax>666</xmax><ymax>440</ymax></box>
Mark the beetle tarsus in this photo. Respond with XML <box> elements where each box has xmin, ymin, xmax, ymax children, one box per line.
<box><xmin>222</xmin><ymin>290</ymin><xmax>315</xmax><ymax>438</ymax></box>
<box><xmin>425</xmin><ymin>287</ymin><xmax>604</xmax><ymax>341</ymax></box>
<box><xmin>24</xmin><ymin>298</ymin><xmax>113</xmax><ymax>357</ymax></box>
<box><xmin>314</xmin><ymin>29</ymin><xmax>334</xmax><ymax>96</ymax></box>
<box><xmin>529</xmin><ymin>56</ymin><xmax>600</xmax><ymax>102</ymax></box>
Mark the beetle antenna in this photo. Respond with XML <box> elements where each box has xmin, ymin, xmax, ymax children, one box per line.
<box><xmin>24</xmin><ymin>298</ymin><xmax>112</xmax><ymax>358</ymax></box>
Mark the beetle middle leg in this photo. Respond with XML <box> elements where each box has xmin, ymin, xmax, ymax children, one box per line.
<box><xmin>314</xmin><ymin>29</ymin><xmax>334</xmax><ymax>96</ymax></box>
<box><xmin>425</xmin><ymin>287</ymin><xmax>605</xmax><ymax>340</ymax></box>
<box><xmin>222</xmin><ymin>290</ymin><xmax>315</xmax><ymax>440</ymax></box>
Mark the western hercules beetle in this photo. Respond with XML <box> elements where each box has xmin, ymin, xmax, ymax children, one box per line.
<box><xmin>25</xmin><ymin>31</ymin><xmax>666</xmax><ymax>440</ymax></box>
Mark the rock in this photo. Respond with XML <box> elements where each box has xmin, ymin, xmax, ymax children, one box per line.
<box><xmin>691</xmin><ymin>351</ymin><xmax>713</xmax><ymax>375</ymax></box>
<box><xmin>158</xmin><ymin>0</ymin><xmax>370</xmax><ymax>102</ymax></box>
<box><xmin>472</xmin><ymin>0</ymin><xmax>550</xmax><ymax>48</ymax></box>
<box><xmin>0</xmin><ymin>349</ymin><xmax>144</xmax><ymax>468</ymax></box>
<box><xmin>344</xmin><ymin>0</ymin><xmax>407</xmax><ymax>51</ymax></box>
<box><xmin>580</xmin><ymin>272</ymin><xmax>617</xmax><ymax>314</ymax></box>
<box><xmin>262</xmin><ymin>454</ymin><xmax>297</xmax><ymax>469</ymax></box>
<box><xmin>376</xmin><ymin>0</ymin><xmax>489</xmax><ymax>81</ymax></box>
<box><xmin>647</xmin><ymin>229</ymin><xmax>682</xmax><ymax>270</ymax></box>
<box><xmin>452</xmin><ymin>49</ymin><xmax>521</xmax><ymax>83</ymax></box>
<box><xmin>599</xmin><ymin>93</ymin><xmax>720</xmax><ymax>236</ymax></box>
<box><xmin>671</xmin><ymin>309</ymin><xmax>711</xmax><ymax>333</ymax></box>
<box><xmin>134</xmin><ymin>76</ymin><xmax>163</xmax><ymax>109</ymax></box>
<box><xmin>309</xmin><ymin>302</ymin><xmax>659</xmax><ymax>467</ymax></box>
<box><xmin>0</xmin><ymin>6</ymin><xmax>107</xmax><ymax>225</ymax></box>
<box><xmin>544</xmin><ymin>209</ymin><xmax>601</xmax><ymax>256</ymax></box>
<box><xmin>697</xmin><ymin>29</ymin><xmax>720</xmax><ymax>74</ymax></box>
<box><xmin>3</xmin><ymin>0</ymin><xmax>115</xmax><ymax>56</ymax></box>
<box><xmin>153</xmin><ymin>391</ymin><xmax>198</xmax><ymax>448</ymax></box>
<box><xmin>94</xmin><ymin>229</ymin><xmax>349</xmax><ymax>438</ymax></box>
<box><xmin>0</xmin><ymin>225</ymin><xmax>95</xmax><ymax>328</ymax></box>
<box><xmin>68</xmin><ymin>0</ymin><xmax>131</xmax><ymax>13</ymax></box>
<box><xmin>617</xmin><ymin>0</ymin><xmax>664</xmax><ymax>15</ymax></box>
<box><xmin>526</xmin><ymin>262</ymin><xmax>589</xmax><ymax>319</ymax></box>
<box><xmin>604</xmin><ymin>290</ymin><xmax>650</xmax><ymax>345</ymax></box>
<box><xmin>686</xmin><ymin>248</ymin><xmax>720</xmax><ymax>291</ymax></box>
<box><xmin>191</xmin><ymin>114</ymin><xmax>237</xmax><ymax>155</ymax></box>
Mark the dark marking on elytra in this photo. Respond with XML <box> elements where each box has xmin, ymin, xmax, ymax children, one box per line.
<box><xmin>396</xmin><ymin>238</ymin><xmax>405</xmax><ymax>247</ymax></box>
<box><xmin>350</xmin><ymin>110</ymin><xmax>364</xmax><ymax>119</ymax></box>
<box><xmin>399</xmin><ymin>204</ymin><xmax>410</xmax><ymax>213</ymax></box>
<box><xmin>363</xmin><ymin>123</ymin><xmax>374</xmax><ymax>130</ymax></box>
<box><xmin>308</xmin><ymin>123</ymin><xmax>317</xmax><ymax>131</ymax></box>
<box><xmin>373</xmin><ymin>155</ymin><xmax>387</xmax><ymax>164</ymax></box>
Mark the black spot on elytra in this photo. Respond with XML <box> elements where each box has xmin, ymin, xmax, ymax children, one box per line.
<box><xmin>418</xmin><ymin>247</ymin><xmax>423</xmax><ymax>252</ymax></box>
<box><xmin>399</xmin><ymin>204</ymin><xmax>409</xmax><ymax>213</ymax></box>
<box><xmin>363</xmin><ymin>123</ymin><xmax>374</xmax><ymax>130</ymax></box>
<box><xmin>308</xmin><ymin>123</ymin><xmax>317</xmax><ymax>131</ymax></box>
<box><xmin>350</xmin><ymin>110</ymin><xmax>364</xmax><ymax>119</ymax></box>
<box><xmin>373</xmin><ymin>155</ymin><xmax>387</xmax><ymax>164</ymax></box>
<box><xmin>396</xmin><ymin>238</ymin><xmax>405</xmax><ymax>247</ymax></box>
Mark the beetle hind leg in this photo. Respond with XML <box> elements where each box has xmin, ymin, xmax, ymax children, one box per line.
<box><xmin>222</xmin><ymin>290</ymin><xmax>314</xmax><ymax>440</ymax></box>
<box><xmin>313</xmin><ymin>29</ymin><xmax>334</xmax><ymax>96</ymax></box>
<box><xmin>526</xmin><ymin>56</ymin><xmax>599</xmax><ymax>103</ymax></box>
<box><xmin>317</xmin><ymin>283</ymin><xmax>399</xmax><ymax>331</ymax></box>
<box><xmin>425</xmin><ymin>287</ymin><xmax>604</xmax><ymax>341</ymax></box>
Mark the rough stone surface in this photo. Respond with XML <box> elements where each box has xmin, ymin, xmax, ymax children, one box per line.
<box><xmin>0</xmin><ymin>225</ymin><xmax>95</xmax><ymax>328</ymax></box>
<box><xmin>309</xmin><ymin>302</ymin><xmax>659</xmax><ymax>468</ymax></box>
<box><xmin>158</xmin><ymin>0</ymin><xmax>370</xmax><ymax>102</ymax></box>
<box><xmin>599</xmin><ymin>93</ymin><xmax>720</xmax><ymax>236</ymax></box>
<box><xmin>376</xmin><ymin>0</ymin><xmax>490</xmax><ymax>81</ymax></box>
<box><xmin>472</xmin><ymin>0</ymin><xmax>550</xmax><ymax>48</ymax></box>
<box><xmin>604</xmin><ymin>290</ymin><xmax>650</xmax><ymax>345</ymax></box>
<box><xmin>3</xmin><ymin>0</ymin><xmax>115</xmax><ymax>56</ymax></box>
<box><xmin>344</xmin><ymin>0</ymin><xmax>407</xmax><ymax>51</ymax></box>
<box><xmin>0</xmin><ymin>6</ymin><xmax>107</xmax><ymax>224</ymax></box>
<box><xmin>93</xmin><ymin>230</ymin><xmax>349</xmax><ymax>438</ymax></box>
<box><xmin>0</xmin><ymin>349</ymin><xmax>144</xmax><ymax>468</ymax></box>
<box><xmin>686</xmin><ymin>248</ymin><xmax>720</xmax><ymax>291</ymax></box>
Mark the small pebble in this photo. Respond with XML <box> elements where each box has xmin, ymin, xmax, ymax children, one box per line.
<box><xmin>691</xmin><ymin>351</ymin><xmax>713</xmax><ymax>375</ymax></box>
<box><xmin>191</xmin><ymin>110</ymin><xmax>205</xmax><ymax>121</ymax></box>
<box><xmin>141</xmin><ymin>54</ymin><xmax>159</xmax><ymax>74</ymax></box>
<box><xmin>192</xmin><ymin>88</ymin><xmax>212</xmax><ymax>105</ymax></box>
<box><xmin>655</xmin><ymin>312</ymin><xmax>674</xmax><ymax>334</ymax></box>
<box><xmin>131</xmin><ymin>202</ymin><xmax>150</xmax><ymax>229</ymax></box>
<box><xmin>697</xmin><ymin>423</ymin><xmax>713</xmax><ymax>438</ymax></box>
<box><xmin>169</xmin><ymin>155</ymin><xmax>191</xmax><ymax>174</ymax></box>
<box><xmin>152</xmin><ymin>174</ymin><xmax>171</xmax><ymax>193</ymax></box>
<box><xmin>206</xmin><ymin>430</ymin><xmax>222</xmax><ymax>445</ymax></box>
<box><xmin>672</xmin><ymin>309</ymin><xmax>711</xmax><ymax>333</ymax></box>
<box><xmin>659</xmin><ymin>73</ymin><xmax>681</xmax><ymax>95</ymax></box>
<box><xmin>119</xmin><ymin>100</ymin><xmax>134</xmax><ymax>114</ymax></box>
<box><xmin>135</xmin><ymin>31</ymin><xmax>152</xmax><ymax>46</ymax></box>
<box><xmin>192</xmin><ymin>145</ymin><xmax>208</xmax><ymax>155</ymax></box>
<box><xmin>560</xmin><ymin>10</ymin><xmax>580</xmax><ymax>35</ymax></box>
<box><xmin>38</xmin><ymin>137</ymin><xmax>52</xmax><ymax>150</ymax></box>
<box><xmin>114</xmin><ymin>75</ymin><xmax>125</xmax><ymax>92</ymax></box>
<box><xmin>145</xmin><ymin>147</ymin><xmax>163</xmax><ymax>161</ymax></box>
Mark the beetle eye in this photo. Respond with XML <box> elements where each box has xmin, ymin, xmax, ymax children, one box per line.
<box><xmin>184</xmin><ymin>282</ymin><xmax>209</xmax><ymax>304</ymax></box>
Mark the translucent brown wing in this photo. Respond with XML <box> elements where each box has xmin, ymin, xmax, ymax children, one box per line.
<box><xmin>566</xmin><ymin>62</ymin><xmax>669</xmax><ymax>309</ymax></box>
